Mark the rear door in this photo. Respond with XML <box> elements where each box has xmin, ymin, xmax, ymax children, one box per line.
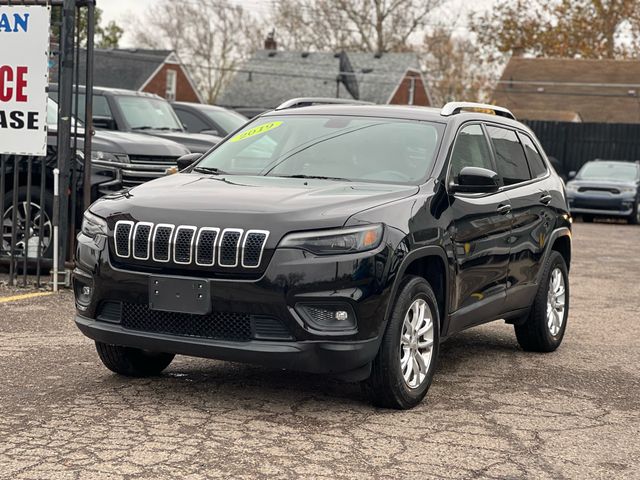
<box><xmin>485</xmin><ymin>125</ymin><xmax>555</xmax><ymax>312</ymax></box>
<box><xmin>447</xmin><ymin>123</ymin><xmax>513</xmax><ymax>334</ymax></box>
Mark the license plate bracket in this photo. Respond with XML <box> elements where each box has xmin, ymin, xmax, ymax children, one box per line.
<box><xmin>149</xmin><ymin>276</ymin><xmax>211</xmax><ymax>315</ymax></box>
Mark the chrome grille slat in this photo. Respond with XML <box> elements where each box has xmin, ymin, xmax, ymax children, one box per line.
<box><xmin>114</xmin><ymin>221</ymin><xmax>134</xmax><ymax>258</ymax></box>
<box><xmin>219</xmin><ymin>229</ymin><xmax>243</xmax><ymax>267</ymax></box>
<box><xmin>113</xmin><ymin>223</ymin><xmax>268</xmax><ymax>269</ymax></box>
<box><xmin>152</xmin><ymin>224</ymin><xmax>175</xmax><ymax>262</ymax></box>
<box><xmin>132</xmin><ymin>222</ymin><xmax>153</xmax><ymax>260</ymax></box>
<box><xmin>242</xmin><ymin>230</ymin><xmax>269</xmax><ymax>268</ymax></box>
<box><xmin>173</xmin><ymin>226</ymin><xmax>197</xmax><ymax>265</ymax></box>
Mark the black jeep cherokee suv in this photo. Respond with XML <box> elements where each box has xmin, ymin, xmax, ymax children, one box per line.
<box><xmin>73</xmin><ymin>99</ymin><xmax>572</xmax><ymax>409</ymax></box>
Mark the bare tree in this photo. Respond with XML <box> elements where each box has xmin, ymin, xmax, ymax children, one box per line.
<box><xmin>421</xmin><ymin>27</ymin><xmax>495</xmax><ymax>106</ymax></box>
<box><xmin>271</xmin><ymin>0</ymin><xmax>443</xmax><ymax>53</ymax></box>
<box><xmin>130</xmin><ymin>0</ymin><xmax>263</xmax><ymax>104</ymax></box>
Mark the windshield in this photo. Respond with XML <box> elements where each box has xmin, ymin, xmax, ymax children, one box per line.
<box><xmin>115</xmin><ymin>96</ymin><xmax>183</xmax><ymax>130</ymax></box>
<box><xmin>195</xmin><ymin>115</ymin><xmax>443</xmax><ymax>184</ymax></box>
<box><xmin>578</xmin><ymin>162</ymin><xmax>639</xmax><ymax>182</ymax></box>
<box><xmin>204</xmin><ymin>107</ymin><xmax>247</xmax><ymax>133</ymax></box>
<box><xmin>47</xmin><ymin>98</ymin><xmax>82</xmax><ymax>129</ymax></box>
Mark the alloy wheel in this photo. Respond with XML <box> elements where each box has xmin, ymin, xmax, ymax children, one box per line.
<box><xmin>399</xmin><ymin>298</ymin><xmax>434</xmax><ymax>389</ymax></box>
<box><xmin>2</xmin><ymin>201</ymin><xmax>52</xmax><ymax>256</ymax></box>
<box><xmin>547</xmin><ymin>267</ymin><xmax>566</xmax><ymax>336</ymax></box>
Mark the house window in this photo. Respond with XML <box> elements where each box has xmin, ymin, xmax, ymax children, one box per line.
<box><xmin>166</xmin><ymin>69</ymin><xmax>177</xmax><ymax>101</ymax></box>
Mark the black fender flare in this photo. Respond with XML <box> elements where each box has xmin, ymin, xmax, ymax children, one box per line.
<box><xmin>536</xmin><ymin>227</ymin><xmax>572</xmax><ymax>284</ymax></box>
<box><xmin>382</xmin><ymin>244</ymin><xmax>450</xmax><ymax>334</ymax></box>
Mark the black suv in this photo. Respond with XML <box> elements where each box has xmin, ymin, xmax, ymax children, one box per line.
<box><xmin>73</xmin><ymin>99</ymin><xmax>572</xmax><ymax>409</ymax></box>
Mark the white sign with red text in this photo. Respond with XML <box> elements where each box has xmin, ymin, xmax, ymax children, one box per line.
<box><xmin>0</xmin><ymin>6</ymin><xmax>49</xmax><ymax>156</ymax></box>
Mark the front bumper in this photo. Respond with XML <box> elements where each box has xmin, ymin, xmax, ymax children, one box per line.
<box><xmin>73</xmin><ymin>230</ymin><xmax>393</xmax><ymax>374</ymax></box>
<box><xmin>567</xmin><ymin>194</ymin><xmax>635</xmax><ymax>217</ymax></box>
<box><xmin>75</xmin><ymin>314</ymin><xmax>379</xmax><ymax>374</ymax></box>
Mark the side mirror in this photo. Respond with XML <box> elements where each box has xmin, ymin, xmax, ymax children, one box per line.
<box><xmin>201</xmin><ymin>129</ymin><xmax>222</xmax><ymax>137</ymax></box>
<box><xmin>568</xmin><ymin>171</ymin><xmax>576</xmax><ymax>179</ymax></box>
<box><xmin>176</xmin><ymin>153</ymin><xmax>202</xmax><ymax>171</ymax></box>
<box><xmin>93</xmin><ymin>116</ymin><xmax>115</xmax><ymax>130</ymax></box>
<box><xmin>450</xmin><ymin>166</ymin><xmax>499</xmax><ymax>194</ymax></box>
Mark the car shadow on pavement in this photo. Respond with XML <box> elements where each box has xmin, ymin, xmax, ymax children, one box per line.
<box><xmin>92</xmin><ymin>325</ymin><xmax>525</xmax><ymax>410</ymax></box>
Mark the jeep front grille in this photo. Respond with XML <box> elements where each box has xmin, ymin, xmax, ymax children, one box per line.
<box><xmin>113</xmin><ymin>222</ymin><xmax>269</xmax><ymax>269</ymax></box>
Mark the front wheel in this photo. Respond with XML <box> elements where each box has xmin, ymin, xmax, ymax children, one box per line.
<box><xmin>515</xmin><ymin>251</ymin><xmax>569</xmax><ymax>352</ymax></box>
<box><xmin>628</xmin><ymin>201</ymin><xmax>640</xmax><ymax>225</ymax></box>
<box><xmin>364</xmin><ymin>276</ymin><xmax>440</xmax><ymax>409</ymax></box>
<box><xmin>95</xmin><ymin>342</ymin><xmax>175</xmax><ymax>377</ymax></box>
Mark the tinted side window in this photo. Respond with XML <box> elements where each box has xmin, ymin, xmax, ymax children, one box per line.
<box><xmin>175</xmin><ymin>109</ymin><xmax>209</xmax><ymax>133</ymax></box>
<box><xmin>449</xmin><ymin>124</ymin><xmax>494</xmax><ymax>184</ymax></box>
<box><xmin>486</xmin><ymin>126</ymin><xmax>531</xmax><ymax>186</ymax></box>
<box><xmin>519</xmin><ymin>133</ymin><xmax>547</xmax><ymax>178</ymax></box>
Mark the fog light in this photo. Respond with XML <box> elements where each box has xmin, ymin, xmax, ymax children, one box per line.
<box><xmin>295</xmin><ymin>303</ymin><xmax>357</xmax><ymax>332</ymax></box>
<box><xmin>73</xmin><ymin>277</ymin><xmax>94</xmax><ymax>310</ymax></box>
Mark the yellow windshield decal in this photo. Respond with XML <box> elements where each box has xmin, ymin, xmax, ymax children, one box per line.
<box><xmin>230</xmin><ymin>121</ymin><xmax>283</xmax><ymax>142</ymax></box>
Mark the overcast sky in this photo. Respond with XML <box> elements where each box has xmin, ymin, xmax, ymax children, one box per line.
<box><xmin>99</xmin><ymin>0</ymin><xmax>492</xmax><ymax>48</ymax></box>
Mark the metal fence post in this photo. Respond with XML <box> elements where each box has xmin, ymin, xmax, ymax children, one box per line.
<box><xmin>53</xmin><ymin>168</ymin><xmax>60</xmax><ymax>292</ymax></box>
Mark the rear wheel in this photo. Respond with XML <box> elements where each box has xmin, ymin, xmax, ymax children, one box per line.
<box><xmin>515</xmin><ymin>251</ymin><xmax>569</xmax><ymax>352</ymax></box>
<box><xmin>95</xmin><ymin>342</ymin><xmax>175</xmax><ymax>377</ymax></box>
<box><xmin>364</xmin><ymin>276</ymin><xmax>440</xmax><ymax>409</ymax></box>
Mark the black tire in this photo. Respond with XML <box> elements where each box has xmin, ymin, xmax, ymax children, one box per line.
<box><xmin>364</xmin><ymin>275</ymin><xmax>440</xmax><ymax>409</ymax></box>
<box><xmin>582</xmin><ymin>214</ymin><xmax>594</xmax><ymax>223</ymax></box>
<box><xmin>515</xmin><ymin>251</ymin><xmax>569</xmax><ymax>352</ymax></box>
<box><xmin>95</xmin><ymin>341</ymin><xmax>175</xmax><ymax>377</ymax></box>
<box><xmin>628</xmin><ymin>201</ymin><xmax>640</xmax><ymax>225</ymax></box>
<box><xmin>2</xmin><ymin>186</ymin><xmax>54</xmax><ymax>259</ymax></box>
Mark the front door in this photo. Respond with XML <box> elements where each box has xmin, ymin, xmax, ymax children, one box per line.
<box><xmin>446</xmin><ymin>124</ymin><xmax>513</xmax><ymax>334</ymax></box>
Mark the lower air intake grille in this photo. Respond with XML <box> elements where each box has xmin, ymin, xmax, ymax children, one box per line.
<box><xmin>121</xmin><ymin>303</ymin><xmax>252</xmax><ymax>341</ymax></box>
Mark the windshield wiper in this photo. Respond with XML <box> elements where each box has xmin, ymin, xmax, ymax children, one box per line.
<box><xmin>193</xmin><ymin>166</ymin><xmax>228</xmax><ymax>175</ymax></box>
<box><xmin>132</xmin><ymin>126</ymin><xmax>155</xmax><ymax>130</ymax></box>
<box><xmin>279</xmin><ymin>174</ymin><xmax>351</xmax><ymax>181</ymax></box>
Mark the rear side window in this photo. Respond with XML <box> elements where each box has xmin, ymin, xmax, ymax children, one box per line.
<box><xmin>486</xmin><ymin>126</ymin><xmax>531</xmax><ymax>186</ymax></box>
<box><xmin>449</xmin><ymin>124</ymin><xmax>494</xmax><ymax>184</ymax></box>
<box><xmin>176</xmin><ymin>109</ymin><xmax>209</xmax><ymax>133</ymax></box>
<box><xmin>519</xmin><ymin>133</ymin><xmax>547</xmax><ymax>178</ymax></box>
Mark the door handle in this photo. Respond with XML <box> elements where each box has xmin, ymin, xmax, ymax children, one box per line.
<box><xmin>497</xmin><ymin>204</ymin><xmax>512</xmax><ymax>215</ymax></box>
<box><xmin>540</xmin><ymin>193</ymin><xmax>552</xmax><ymax>205</ymax></box>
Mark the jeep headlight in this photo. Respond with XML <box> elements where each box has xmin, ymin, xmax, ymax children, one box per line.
<box><xmin>619</xmin><ymin>186</ymin><xmax>637</xmax><ymax>194</ymax></box>
<box><xmin>280</xmin><ymin>224</ymin><xmax>384</xmax><ymax>255</ymax></box>
<box><xmin>565</xmin><ymin>183</ymin><xmax>579</xmax><ymax>193</ymax></box>
<box><xmin>81</xmin><ymin>211</ymin><xmax>108</xmax><ymax>238</ymax></box>
<box><xmin>91</xmin><ymin>151</ymin><xmax>129</xmax><ymax>163</ymax></box>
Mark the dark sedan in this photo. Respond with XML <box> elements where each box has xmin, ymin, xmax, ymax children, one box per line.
<box><xmin>172</xmin><ymin>102</ymin><xmax>248</xmax><ymax>137</ymax></box>
<box><xmin>566</xmin><ymin>160</ymin><xmax>640</xmax><ymax>224</ymax></box>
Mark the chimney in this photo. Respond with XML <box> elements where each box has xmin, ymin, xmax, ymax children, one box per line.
<box><xmin>512</xmin><ymin>46</ymin><xmax>525</xmax><ymax>57</ymax></box>
<box><xmin>264</xmin><ymin>30</ymin><xmax>277</xmax><ymax>51</ymax></box>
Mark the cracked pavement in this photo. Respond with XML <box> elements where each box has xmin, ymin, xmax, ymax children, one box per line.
<box><xmin>0</xmin><ymin>222</ymin><xmax>639</xmax><ymax>479</ymax></box>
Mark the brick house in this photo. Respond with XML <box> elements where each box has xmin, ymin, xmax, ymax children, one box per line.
<box><xmin>82</xmin><ymin>49</ymin><xmax>203</xmax><ymax>103</ymax></box>
<box><xmin>217</xmin><ymin>44</ymin><xmax>431</xmax><ymax>116</ymax></box>
<box><xmin>493</xmin><ymin>56</ymin><xmax>640</xmax><ymax>123</ymax></box>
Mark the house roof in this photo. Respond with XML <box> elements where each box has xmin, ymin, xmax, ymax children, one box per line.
<box><xmin>85</xmin><ymin>49</ymin><xmax>172</xmax><ymax>90</ymax></box>
<box><xmin>493</xmin><ymin>57</ymin><xmax>640</xmax><ymax>123</ymax></box>
<box><xmin>217</xmin><ymin>50</ymin><xmax>422</xmax><ymax>110</ymax></box>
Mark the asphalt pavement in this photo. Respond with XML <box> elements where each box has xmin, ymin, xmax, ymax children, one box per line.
<box><xmin>0</xmin><ymin>222</ymin><xmax>638</xmax><ymax>479</ymax></box>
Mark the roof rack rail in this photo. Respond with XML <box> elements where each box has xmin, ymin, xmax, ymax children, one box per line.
<box><xmin>441</xmin><ymin>102</ymin><xmax>516</xmax><ymax>120</ymax></box>
<box><xmin>275</xmin><ymin>97</ymin><xmax>374</xmax><ymax>111</ymax></box>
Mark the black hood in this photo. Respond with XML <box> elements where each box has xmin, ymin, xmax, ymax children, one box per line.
<box><xmin>135</xmin><ymin>131</ymin><xmax>221</xmax><ymax>154</ymax></box>
<box><xmin>92</xmin><ymin>131</ymin><xmax>191</xmax><ymax>157</ymax></box>
<box><xmin>91</xmin><ymin>173</ymin><xmax>418</xmax><ymax>236</ymax></box>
